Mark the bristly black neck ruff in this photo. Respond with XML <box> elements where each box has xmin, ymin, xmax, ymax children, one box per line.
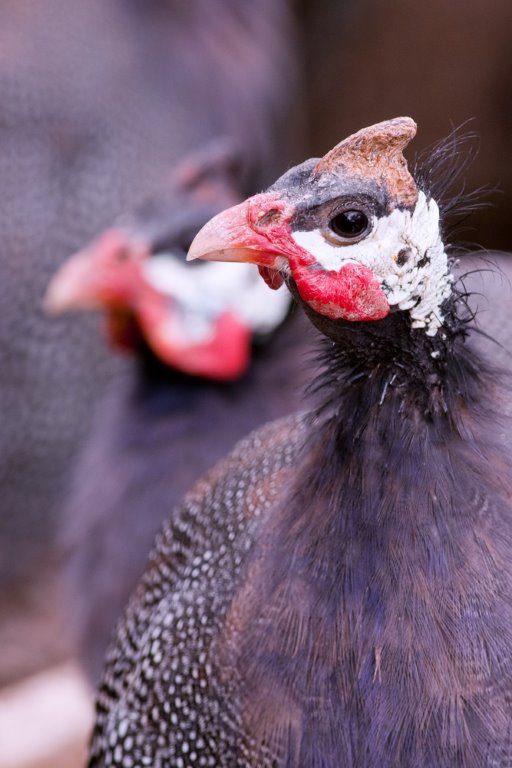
<box><xmin>290</xmin><ymin>275</ymin><xmax>484</xmax><ymax>427</ymax></box>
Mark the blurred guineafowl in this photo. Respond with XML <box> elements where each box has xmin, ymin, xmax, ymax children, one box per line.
<box><xmin>46</xmin><ymin>144</ymin><xmax>312</xmax><ymax>684</ymax></box>
<box><xmin>0</xmin><ymin>0</ymin><xmax>301</xmax><ymax>681</ymax></box>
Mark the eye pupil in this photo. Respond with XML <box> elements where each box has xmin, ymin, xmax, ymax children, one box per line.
<box><xmin>329</xmin><ymin>209</ymin><xmax>369</xmax><ymax>239</ymax></box>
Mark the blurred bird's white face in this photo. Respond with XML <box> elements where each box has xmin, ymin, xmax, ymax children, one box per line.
<box><xmin>44</xmin><ymin>228</ymin><xmax>291</xmax><ymax>381</ymax></box>
<box><xmin>143</xmin><ymin>254</ymin><xmax>291</xmax><ymax>344</ymax></box>
<box><xmin>188</xmin><ymin>117</ymin><xmax>453</xmax><ymax>337</ymax></box>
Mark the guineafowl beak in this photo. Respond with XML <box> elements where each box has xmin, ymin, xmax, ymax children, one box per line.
<box><xmin>187</xmin><ymin>193</ymin><xmax>292</xmax><ymax>271</ymax></box>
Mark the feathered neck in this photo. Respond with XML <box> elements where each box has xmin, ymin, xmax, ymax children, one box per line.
<box><xmin>226</xmin><ymin>290</ymin><xmax>512</xmax><ymax>767</ymax></box>
<box><xmin>300</xmin><ymin>282</ymin><xmax>488</xmax><ymax>430</ymax></box>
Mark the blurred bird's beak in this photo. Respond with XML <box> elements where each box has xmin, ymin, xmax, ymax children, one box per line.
<box><xmin>43</xmin><ymin>251</ymin><xmax>90</xmax><ymax>314</ymax></box>
<box><xmin>43</xmin><ymin>228</ymin><xmax>254</xmax><ymax>381</ymax></box>
<box><xmin>187</xmin><ymin>193</ymin><xmax>290</xmax><ymax>270</ymax></box>
<box><xmin>43</xmin><ymin>230</ymin><xmax>145</xmax><ymax>314</ymax></box>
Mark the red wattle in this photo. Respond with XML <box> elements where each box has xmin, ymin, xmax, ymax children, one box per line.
<box><xmin>258</xmin><ymin>266</ymin><xmax>284</xmax><ymax>290</ymax></box>
<box><xmin>291</xmin><ymin>261</ymin><xmax>390</xmax><ymax>322</ymax></box>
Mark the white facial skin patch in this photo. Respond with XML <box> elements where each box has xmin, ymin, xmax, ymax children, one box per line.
<box><xmin>143</xmin><ymin>255</ymin><xmax>291</xmax><ymax>344</ymax></box>
<box><xmin>291</xmin><ymin>192</ymin><xmax>452</xmax><ymax>336</ymax></box>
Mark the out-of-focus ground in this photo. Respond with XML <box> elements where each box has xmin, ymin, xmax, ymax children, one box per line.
<box><xmin>2</xmin><ymin>1</ymin><xmax>512</xmax><ymax>767</ymax></box>
<box><xmin>0</xmin><ymin>664</ymin><xmax>92</xmax><ymax>768</ymax></box>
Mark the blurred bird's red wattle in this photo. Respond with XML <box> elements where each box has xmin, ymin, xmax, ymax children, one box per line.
<box><xmin>137</xmin><ymin>298</ymin><xmax>252</xmax><ymax>381</ymax></box>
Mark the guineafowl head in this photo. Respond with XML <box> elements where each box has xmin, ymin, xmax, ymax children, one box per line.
<box><xmin>188</xmin><ymin>118</ymin><xmax>453</xmax><ymax>341</ymax></box>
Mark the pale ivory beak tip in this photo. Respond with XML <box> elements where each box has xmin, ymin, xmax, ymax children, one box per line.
<box><xmin>42</xmin><ymin>279</ymin><xmax>74</xmax><ymax>315</ymax></box>
<box><xmin>42</xmin><ymin>251</ymin><xmax>94</xmax><ymax>315</ymax></box>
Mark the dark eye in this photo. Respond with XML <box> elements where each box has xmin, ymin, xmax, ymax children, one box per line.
<box><xmin>329</xmin><ymin>209</ymin><xmax>369</xmax><ymax>239</ymax></box>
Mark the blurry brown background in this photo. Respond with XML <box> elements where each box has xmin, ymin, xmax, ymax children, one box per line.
<box><xmin>302</xmin><ymin>0</ymin><xmax>512</xmax><ymax>249</ymax></box>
